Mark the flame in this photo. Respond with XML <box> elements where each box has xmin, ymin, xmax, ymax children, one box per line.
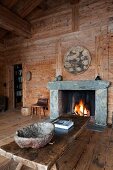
<box><xmin>74</xmin><ymin>100</ymin><xmax>90</xmax><ymax>117</ymax></box>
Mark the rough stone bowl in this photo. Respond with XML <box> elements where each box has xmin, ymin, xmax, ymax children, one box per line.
<box><xmin>14</xmin><ymin>122</ymin><xmax>55</xmax><ymax>148</ymax></box>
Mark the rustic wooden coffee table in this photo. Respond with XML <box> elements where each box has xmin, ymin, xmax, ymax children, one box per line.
<box><xmin>0</xmin><ymin>116</ymin><xmax>88</xmax><ymax>170</ymax></box>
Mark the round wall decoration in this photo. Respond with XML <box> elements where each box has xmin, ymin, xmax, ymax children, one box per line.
<box><xmin>64</xmin><ymin>46</ymin><xmax>91</xmax><ymax>74</ymax></box>
<box><xmin>26</xmin><ymin>71</ymin><xmax>32</xmax><ymax>81</ymax></box>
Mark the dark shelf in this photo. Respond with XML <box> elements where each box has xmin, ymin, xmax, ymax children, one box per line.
<box><xmin>14</xmin><ymin>64</ymin><xmax>23</xmax><ymax>108</ymax></box>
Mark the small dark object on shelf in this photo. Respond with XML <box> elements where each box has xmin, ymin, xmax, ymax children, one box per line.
<box><xmin>55</xmin><ymin>75</ymin><xmax>63</xmax><ymax>81</ymax></box>
<box><xmin>95</xmin><ymin>75</ymin><xmax>101</xmax><ymax>80</ymax></box>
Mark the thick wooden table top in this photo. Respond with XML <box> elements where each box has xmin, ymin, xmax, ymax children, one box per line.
<box><xmin>0</xmin><ymin>116</ymin><xmax>88</xmax><ymax>170</ymax></box>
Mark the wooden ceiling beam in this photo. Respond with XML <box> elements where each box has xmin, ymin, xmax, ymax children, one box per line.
<box><xmin>38</xmin><ymin>1</ymin><xmax>48</xmax><ymax>11</ymax></box>
<box><xmin>0</xmin><ymin>0</ymin><xmax>19</xmax><ymax>40</ymax></box>
<box><xmin>0</xmin><ymin>4</ymin><xmax>31</xmax><ymax>38</ymax></box>
<box><xmin>70</xmin><ymin>0</ymin><xmax>80</xmax><ymax>5</ymax></box>
<box><xmin>0</xmin><ymin>39</ymin><xmax>5</xmax><ymax>50</ymax></box>
<box><xmin>0</xmin><ymin>28</ymin><xmax>7</xmax><ymax>39</ymax></box>
<box><xmin>0</xmin><ymin>0</ymin><xmax>45</xmax><ymax>40</ymax></box>
<box><xmin>0</xmin><ymin>0</ymin><xmax>18</xmax><ymax>9</ymax></box>
<box><xmin>0</xmin><ymin>39</ymin><xmax>4</xmax><ymax>44</ymax></box>
<box><xmin>15</xmin><ymin>0</ymin><xmax>43</xmax><ymax>18</ymax></box>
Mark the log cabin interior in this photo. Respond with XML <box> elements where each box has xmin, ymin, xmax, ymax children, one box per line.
<box><xmin>0</xmin><ymin>0</ymin><xmax>113</xmax><ymax>169</ymax></box>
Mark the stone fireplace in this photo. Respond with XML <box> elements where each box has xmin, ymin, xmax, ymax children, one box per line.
<box><xmin>48</xmin><ymin>80</ymin><xmax>110</xmax><ymax>126</ymax></box>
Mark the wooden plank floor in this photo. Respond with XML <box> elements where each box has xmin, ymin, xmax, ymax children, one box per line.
<box><xmin>0</xmin><ymin>111</ymin><xmax>113</xmax><ymax>170</ymax></box>
<box><xmin>57</xmin><ymin>126</ymin><xmax>113</xmax><ymax>170</ymax></box>
<box><xmin>0</xmin><ymin>110</ymin><xmax>46</xmax><ymax>169</ymax></box>
<box><xmin>0</xmin><ymin>110</ymin><xmax>46</xmax><ymax>146</ymax></box>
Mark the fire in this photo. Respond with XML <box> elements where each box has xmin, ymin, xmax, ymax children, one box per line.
<box><xmin>74</xmin><ymin>100</ymin><xmax>90</xmax><ymax>117</ymax></box>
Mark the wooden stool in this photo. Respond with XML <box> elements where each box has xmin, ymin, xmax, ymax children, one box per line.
<box><xmin>31</xmin><ymin>104</ymin><xmax>45</xmax><ymax>118</ymax></box>
<box><xmin>31</xmin><ymin>98</ymin><xmax>48</xmax><ymax>118</ymax></box>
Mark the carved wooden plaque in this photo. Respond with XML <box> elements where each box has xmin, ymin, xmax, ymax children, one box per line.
<box><xmin>64</xmin><ymin>46</ymin><xmax>91</xmax><ymax>74</ymax></box>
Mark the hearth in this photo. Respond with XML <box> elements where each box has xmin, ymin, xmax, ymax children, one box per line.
<box><xmin>60</xmin><ymin>90</ymin><xmax>95</xmax><ymax>117</ymax></box>
<box><xmin>48</xmin><ymin>80</ymin><xmax>110</xmax><ymax>126</ymax></box>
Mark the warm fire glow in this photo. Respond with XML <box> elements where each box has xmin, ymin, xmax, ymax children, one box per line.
<box><xmin>74</xmin><ymin>100</ymin><xmax>90</xmax><ymax>117</ymax></box>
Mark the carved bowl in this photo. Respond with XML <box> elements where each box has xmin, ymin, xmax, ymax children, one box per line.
<box><xmin>14</xmin><ymin>122</ymin><xmax>55</xmax><ymax>148</ymax></box>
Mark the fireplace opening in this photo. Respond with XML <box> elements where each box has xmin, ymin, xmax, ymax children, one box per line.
<box><xmin>74</xmin><ymin>99</ymin><xmax>90</xmax><ymax>117</ymax></box>
<box><xmin>60</xmin><ymin>90</ymin><xmax>95</xmax><ymax>117</ymax></box>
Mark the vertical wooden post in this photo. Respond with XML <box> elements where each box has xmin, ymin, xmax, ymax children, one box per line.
<box><xmin>95</xmin><ymin>35</ymin><xmax>103</xmax><ymax>78</ymax></box>
<box><xmin>7</xmin><ymin>65</ymin><xmax>14</xmax><ymax>109</ymax></box>
<box><xmin>50</xmin><ymin>164</ymin><xmax>58</xmax><ymax>170</ymax></box>
<box><xmin>56</xmin><ymin>40</ymin><xmax>62</xmax><ymax>77</ymax></box>
<box><xmin>72</xmin><ymin>1</ymin><xmax>79</xmax><ymax>32</ymax></box>
<box><xmin>95</xmin><ymin>36</ymin><xmax>99</xmax><ymax>77</ymax></box>
<box><xmin>16</xmin><ymin>163</ymin><xmax>23</xmax><ymax>170</ymax></box>
<box><xmin>22</xmin><ymin>63</ymin><xmax>26</xmax><ymax>107</ymax></box>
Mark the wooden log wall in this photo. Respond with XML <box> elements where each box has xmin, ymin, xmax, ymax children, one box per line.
<box><xmin>0</xmin><ymin>50</ymin><xmax>6</xmax><ymax>96</ymax></box>
<box><xmin>2</xmin><ymin>0</ymin><xmax>113</xmax><ymax>123</ymax></box>
<box><xmin>108</xmin><ymin>34</ymin><xmax>113</xmax><ymax>123</ymax></box>
<box><xmin>0</xmin><ymin>51</ymin><xmax>4</xmax><ymax>64</ymax></box>
<box><xmin>22</xmin><ymin>62</ymin><xmax>56</xmax><ymax>115</ymax></box>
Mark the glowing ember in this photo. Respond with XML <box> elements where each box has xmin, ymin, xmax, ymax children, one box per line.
<box><xmin>74</xmin><ymin>100</ymin><xmax>90</xmax><ymax>117</ymax></box>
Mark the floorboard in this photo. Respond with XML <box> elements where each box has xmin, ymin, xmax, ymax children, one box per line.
<box><xmin>0</xmin><ymin>111</ymin><xmax>113</xmax><ymax>170</ymax></box>
<box><xmin>57</xmin><ymin>126</ymin><xmax>113</xmax><ymax>170</ymax></box>
<box><xmin>0</xmin><ymin>110</ymin><xmax>46</xmax><ymax>169</ymax></box>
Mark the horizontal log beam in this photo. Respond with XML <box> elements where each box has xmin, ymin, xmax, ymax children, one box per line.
<box><xmin>0</xmin><ymin>0</ymin><xmax>18</xmax><ymax>8</ymax></box>
<box><xmin>15</xmin><ymin>0</ymin><xmax>43</xmax><ymax>18</ymax></box>
<box><xmin>70</xmin><ymin>0</ymin><xmax>80</xmax><ymax>4</ymax></box>
<box><xmin>0</xmin><ymin>4</ymin><xmax>31</xmax><ymax>38</ymax></box>
<box><xmin>0</xmin><ymin>40</ymin><xmax>5</xmax><ymax>50</ymax></box>
<box><xmin>0</xmin><ymin>28</ymin><xmax>7</xmax><ymax>39</ymax></box>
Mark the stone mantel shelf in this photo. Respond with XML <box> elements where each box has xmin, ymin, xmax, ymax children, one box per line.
<box><xmin>48</xmin><ymin>80</ymin><xmax>110</xmax><ymax>90</ymax></box>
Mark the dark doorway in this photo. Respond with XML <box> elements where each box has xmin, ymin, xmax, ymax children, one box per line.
<box><xmin>14</xmin><ymin>64</ymin><xmax>22</xmax><ymax>108</ymax></box>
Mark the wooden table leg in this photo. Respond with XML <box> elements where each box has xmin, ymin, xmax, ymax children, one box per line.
<box><xmin>16</xmin><ymin>162</ymin><xmax>23</xmax><ymax>170</ymax></box>
<box><xmin>31</xmin><ymin>107</ymin><xmax>33</xmax><ymax>116</ymax></box>
<box><xmin>50</xmin><ymin>164</ymin><xmax>58</xmax><ymax>170</ymax></box>
<box><xmin>40</xmin><ymin>107</ymin><xmax>45</xmax><ymax>117</ymax></box>
<box><xmin>31</xmin><ymin>107</ymin><xmax>32</xmax><ymax>115</ymax></box>
<box><xmin>35</xmin><ymin>108</ymin><xmax>37</xmax><ymax>115</ymax></box>
<box><xmin>43</xmin><ymin>108</ymin><xmax>45</xmax><ymax>117</ymax></box>
<box><xmin>38</xmin><ymin>107</ymin><xmax>41</xmax><ymax>119</ymax></box>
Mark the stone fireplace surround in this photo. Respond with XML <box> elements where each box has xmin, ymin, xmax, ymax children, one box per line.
<box><xmin>48</xmin><ymin>80</ymin><xmax>110</xmax><ymax>126</ymax></box>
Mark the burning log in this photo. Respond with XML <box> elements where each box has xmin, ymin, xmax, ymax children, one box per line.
<box><xmin>74</xmin><ymin>99</ymin><xmax>90</xmax><ymax>117</ymax></box>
